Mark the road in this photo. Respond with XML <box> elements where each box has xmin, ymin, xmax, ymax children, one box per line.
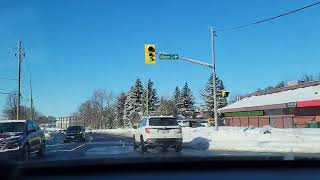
<box><xmin>26</xmin><ymin>132</ymin><xmax>317</xmax><ymax>161</ymax></box>
<box><xmin>39</xmin><ymin>132</ymin><xmax>219</xmax><ymax>161</ymax></box>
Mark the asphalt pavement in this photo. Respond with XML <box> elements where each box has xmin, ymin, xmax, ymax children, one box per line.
<box><xmin>39</xmin><ymin>132</ymin><xmax>219</xmax><ymax>161</ymax></box>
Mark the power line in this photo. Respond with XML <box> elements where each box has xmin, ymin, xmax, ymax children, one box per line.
<box><xmin>0</xmin><ymin>88</ymin><xmax>14</xmax><ymax>92</ymax></box>
<box><xmin>216</xmin><ymin>1</ymin><xmax>320</xmax><ymax>32</ymax></box>
<box><xmin>0</xmin><ymin>77</ymin><xmax>17</xmax><ymax>81</ymax></box>
<box><xmin>0</xmin><ymin>92</ymin><xmax>18</xmax><ymax>95</ymax></box>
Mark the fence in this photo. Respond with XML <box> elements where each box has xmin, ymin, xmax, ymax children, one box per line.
<box><xmin>225</xmin><ymin>115</ymin><xmax>319</xmax><ymax>128</ymax></box>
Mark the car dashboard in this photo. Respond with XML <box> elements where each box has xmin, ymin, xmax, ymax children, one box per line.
<box><xmin>1</xmin><ymin>156</ymin><xmax>320</xmax><ymax>180</ymax></box>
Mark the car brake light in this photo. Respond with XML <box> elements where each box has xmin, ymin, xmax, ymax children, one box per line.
<box><xmin>145</xmin><ymin>128</ymin><xmax>151</xmax><ymax>133</ymax></box>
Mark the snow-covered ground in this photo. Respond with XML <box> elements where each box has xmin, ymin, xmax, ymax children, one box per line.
<box><xmin>91</xmin><ymin>126</ymin><xmax>320</xmax><ymax>153</ymax></box>
<box><xmin>92</xmin><ymin>128</ymin><xmax>134</xmax><ymax>137</ymax></box>
<box><xmin>45</xmin><ymin>127</ymin><xmax>63</xmax><ymax>132</ymax></box>
<box><xmin>44</xmin><ymin>132</ymin><xmax>51</xmax><ymax>140</ymax></box>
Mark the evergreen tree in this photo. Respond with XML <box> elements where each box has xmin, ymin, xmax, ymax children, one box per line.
<box><xmin>202</xmin><ymin>74</ymin><xmax>227</xmax><ymax>117</ymax></box>
<box><xmin>122</xmin><ymin>78</ymin><xmax>145</xmax><ymax>127</ymax></box>
<box><xmin>143</xmin><ymin>79</ymin><xmax>159</xmax><ymax>114</ymax></box>
<box><xmin>132</xmin><ymin>78</ymin><xmax>144</xmax><ymax>112</ymax></box>
<box><xmin>115</xmin><ymin>92</ymin><xmax>127</xmax><ymax>128</ymax></box>
<box><xmin>180</xmin><ymin>82</ymin><xmax>195</xmax><ymax>118</ymax></box>
<box><xmin>123</xmin><ymin>87</ymin><xmax>134</xmax><ymax>128</ymax></box>
<box><xmin>173</xmin><ymin>86</ymin><xmax>183</xmax><ymax>113</ymax></box>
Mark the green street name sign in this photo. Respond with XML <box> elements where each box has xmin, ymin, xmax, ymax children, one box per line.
<box><xmin>159</xmin><ymin>53</ymin><xmax>179</xmax><ymax>60</ymax></box>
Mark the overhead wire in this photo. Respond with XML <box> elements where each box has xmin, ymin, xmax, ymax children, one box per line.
<box><xmin>216</xmin><ymin>1</ymin><xmax>320</xmax><ymax>32</ymax></box>
<box><xmin>0</xmin><ymin>77</ymin><xmax>17</xmax><ymax>81</ymax></box>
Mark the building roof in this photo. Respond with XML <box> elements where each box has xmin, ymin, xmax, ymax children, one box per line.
<box><xmin>219</xmin><ymin>81</ymin><xmax>320</xmax><ymax>113</ymax></box>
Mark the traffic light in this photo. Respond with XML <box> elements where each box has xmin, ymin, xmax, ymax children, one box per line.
<box><xmin>221</xmin><ymin>90</ymin><xmax>229</xmax><ymax>97</ymax></box>
<box><xmin>145</xmin><ymin>44</ymin><xmax>156</xmax><ymax>64</ymax></box>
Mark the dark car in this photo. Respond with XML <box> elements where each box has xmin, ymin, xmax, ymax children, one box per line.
<box><xmin>64</xmin><ymin>126</ymin><xmax>85</xmax><ymax>143</ymax></box>
<box><xmin>0</xmin><ymin>120</ymin><xmax>45</xmax><ymax>161</ymax></box>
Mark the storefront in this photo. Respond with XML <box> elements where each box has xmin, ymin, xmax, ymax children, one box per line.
<box><xmin>219</xmin><ymin>81</ymin><xmax>320</xmax><ymax>128</ymax></box>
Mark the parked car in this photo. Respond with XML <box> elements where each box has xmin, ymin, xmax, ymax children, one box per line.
<box><xmin>64</xmin><ymin>126</ymin><xmax>85</xmax><ymax>143</ymax></box>
<box><xmin>133</xmin><ymin>116</ymin><xmax>182</xmax><ymax>152</ymax></box>
<box><xmin>199</xmin><ymin>120</ymin><xmax>209</xmax><ymax>127</ymax></box>
<box><xmin>0</xmin><ymin>120</ymin><xmax>45</xmax><ymax>161</ymax></box>
<box><xmin>186</xmin><ymin>120</ymin><xmax>203</xmax><ymax>128</ymax></box>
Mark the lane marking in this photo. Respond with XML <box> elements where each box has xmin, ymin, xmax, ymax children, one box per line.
<box><xmin>56</xmin><ymin>136</ymin><xmax>93</xmax><ymax>152</ymax></box>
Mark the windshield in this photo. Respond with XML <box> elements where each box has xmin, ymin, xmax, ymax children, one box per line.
<box><xmin>1</xmin><ymin>0</ymin><xmax>320</xmax><ymax>164</ymax></box>
<box><xmin>0</xmin><ymin>122</ymin><xmax>25</xmax><ymax>133</ymax></box>
<box><xmin>67</xmin><ymin>126</ymin><xmax>82</xmax><ymax>131</ymax></box>
<box><xmin>149</xmin><ymin>118</ymin><xmax>179</xmax><ymax>126</ymax></box>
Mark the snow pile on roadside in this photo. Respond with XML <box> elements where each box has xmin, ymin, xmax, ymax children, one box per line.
<box><xmin>45</xmin><ymin>127</ymin><xmax>62</xmax><ymax>132</ymax></box>
<box><xmin>92</xmin><ymin>128</ymin><xmax>134</xmax><ymax>137</ymax></box>
<box><xmin>183</xmin><ymin>126</ymin><xmax>320</xmax><ymax>153</ymax></box>
<box><xmin>91</xmin><ymin>126</ymin><xmax>320</xmax><ymax>153</ymax></box>
<box><xmin>44</xmin><ymin>132</ymin><xmax>51</xmax><ymax>140</ymax></box>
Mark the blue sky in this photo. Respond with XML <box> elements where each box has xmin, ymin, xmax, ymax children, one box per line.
<box><xmin>0</xmin><ymin>0</ymin><xmax>320</xmax><ymax>118</ymax></box>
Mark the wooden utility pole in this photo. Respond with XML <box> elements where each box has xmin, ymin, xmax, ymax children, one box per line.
<box><xmin>17</xmin><ymin>41</ymin><xmax>22</xmax><ymax>120</ymax></box>
<box><xmin>211</xmin><ymin>27</ymin><xmax>218</xmax><ymax>131</ymax></box>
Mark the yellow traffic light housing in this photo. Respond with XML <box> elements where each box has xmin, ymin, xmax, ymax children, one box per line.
<box><xmin>145</xmin><ymin>44</ymin><xmax>156</xmax><ymax>64</ymax></box>
<box><xmin>221</xmin><ymin>90</ymin><xmax>229</xmax><ymax>97</ymax></box>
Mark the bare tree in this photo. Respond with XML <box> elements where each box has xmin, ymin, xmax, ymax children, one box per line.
<box><xmin>78</xmin><ymin>100</ymin><xmax>94</xmax><ymax>128</ymax></box>
<box><xmin>2</xmin><ymin>91</ymin><xmax>41</xmax><ymax>120</ymax></box>
<box><xmin>90</xmin><ymin>89</ymin><xmax>116</xmax><ymax>129</ymax></box>
<box><xmin>157</xmin><ymin>97</ymin><xmax>177</xmax><ymax>116</ymax></box>
<box><xmin>2</xmin><ymin>92</ymin><xmax>17</xmax><ymax>119</ymax></box>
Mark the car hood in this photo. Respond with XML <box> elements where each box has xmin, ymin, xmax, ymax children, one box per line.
<box><xmin>0</xmin><ymin>132</ymin><xmax>24</xmax><ymax>141</ymax></box>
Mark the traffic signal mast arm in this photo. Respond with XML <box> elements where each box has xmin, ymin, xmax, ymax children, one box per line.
<box><xmin>158</xmin><ymin>52</ymin><xmax>213</xmax><ymax>69</ymax></box>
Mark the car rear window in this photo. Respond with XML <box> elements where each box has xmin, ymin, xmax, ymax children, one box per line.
<box><xmin>67</xmin><ymin>126</ymin><xmax>82</xmax><ymax>131</ymax></box>
<box><xmin>149</xmin><ymin>118</ymin><xmax>178</xmax><ymax>126</ymax></box>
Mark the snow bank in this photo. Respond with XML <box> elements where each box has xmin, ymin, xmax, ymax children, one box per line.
<box><xmin>44</xmin><ymin>132</ymin><xmax>51</xmax><ymax>140</ymax></box>
<box><xmin>45</xmin><ymin>127</ymin><xmax>62</xmax><ymax>132</ymax></box>
<box><xmin>92</xmin><ymin>128</ymin><xmax>134</xmax><ymax>137</ymax></box>
<box><xmin>183</xmin><ymin>126</ymin><xmax>320</xmax><ymax>153</ymax></box>
<box><xmin>92</xmin><ymin>126</ymin><xmax>320</xmax><ymax>153</ymax></box>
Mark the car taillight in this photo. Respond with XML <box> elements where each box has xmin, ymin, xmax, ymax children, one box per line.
<box><xmin>145</xmin><ymin>128</ymin><xmax>151</xmax><ymax>133</ymax></box>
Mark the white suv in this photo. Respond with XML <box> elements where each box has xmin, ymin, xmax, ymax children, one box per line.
<box><xmin>133</xmin><ymin>116</ymin><xmax>182</xmax><ymax>152</ymax></box>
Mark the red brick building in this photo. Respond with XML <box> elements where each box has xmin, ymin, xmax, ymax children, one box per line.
<box><xmin>218</xmin><ymin>81</ymin><xmax>320</xmax><ymax>128</ymax></box>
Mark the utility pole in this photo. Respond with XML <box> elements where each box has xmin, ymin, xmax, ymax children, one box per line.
<box><xmin>30</xmin><ymin>78</ymin><xmax>34</xmax><ymax>119</ymax></box>
<box><xmin>211</xmin><ymin>27</ymin><xmax>218</xmax><ymax>131</ymax></box>
<box><xmin>17</xmin><ymin>41</ymin><xmax>22</xmax><ymax>120</ymax></box>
